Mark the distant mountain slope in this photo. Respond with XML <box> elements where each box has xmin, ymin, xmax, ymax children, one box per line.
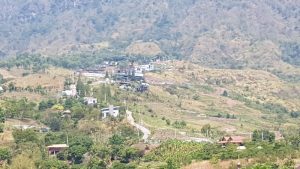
<box><xmin>0</xmin><ymin>0</ymin><xmax>299</xmax><ymax>68</ymax></box>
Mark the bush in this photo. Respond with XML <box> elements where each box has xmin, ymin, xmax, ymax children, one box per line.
<box><xmin>35</xmin><ymin>159</ymin><xmax>68</xmax><ymax>169</ymax></box>
<box><xmin>111</xmin><ymin>162</ymin><xmax>136</xmax><ymax>169</ymax></box>
<box><xmin>166</xmin><ymin>119</ymin><xmax>171</xmax><ymax>125</ymax></box>
<box><xmin>0</xmin><ymin>123</ymin><xmax>4</xmax><ymax>133</ymax></box>
<box><xmin>68</xmin><ymin>135</ymin><xmax>94</xmax><ymax>164</ymax></box>
<box><xmin>88</xmin><ymin>157</ymin><xmax>106</xmax><ymax>169</ymax></box>
<box><xmin>222</xmin><ymin>90</ymin><xmax>228</xmax><ymax>97</ymax></box>
<box><xmin>47</xmin><ymin>117</ymin><xmax>62</xmax><ymax>132</ymax></box>
<box><xmin>192</xmin><ymin>95</ymin><xmax>200</xmax><ymax>100</ymax></box>
<box><xmin>38</xmin><ymin>101</ymin><xmax>48</xmax><ymax>111</ymax></box>
<box><xmin>0</xmin><ymin>148</ymin><xmax>11</xmax><ymax>161</ymax></box>
<box><xmin>290</xmin><ymin>112</ymin><xmax>300</xmax><ymax>118</ymax></box>
<box><xmin>172</xmin><ymin>120</ymin><xmax>187</xmax><ymax>129</ymax></box>
<box><xmin>12</xmin><ymin>129</ymin><xmax>38</xmax><ymax>144</ymax></box>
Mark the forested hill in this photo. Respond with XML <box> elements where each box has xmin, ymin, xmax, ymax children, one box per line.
<box><xmin>0</xmin><ymin>0</ymin><xmax>299</xmax><ymax>69</ymax></box>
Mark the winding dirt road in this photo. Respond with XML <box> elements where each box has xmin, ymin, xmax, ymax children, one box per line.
<box><xmin>126</xmin><ymin>110</ymin><xmax>151</xmax><ymax>142</ymax></box>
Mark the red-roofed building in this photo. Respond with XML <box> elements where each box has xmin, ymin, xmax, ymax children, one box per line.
<box><xmin>218</xmin><ymin>136</ymin><xmax>245</xmax><ymax>146</ymax></box>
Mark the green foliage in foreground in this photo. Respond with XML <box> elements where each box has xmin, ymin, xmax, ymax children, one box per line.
<box><xmin>35</xmin><ymin>159</ymin><xmax>69</xmax><ymax>169</ymax></box>
<box><xmin>144</xmin><ymin>140</ymin><xmax>300</xmax><ymax>168</ymax></box>
<box><xmin>245</xmin><ymin>158</ymin><xmax>295</xmax><ymax>169</ymax></box>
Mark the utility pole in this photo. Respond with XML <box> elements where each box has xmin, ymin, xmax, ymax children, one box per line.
<box><xmin>139</xmin><ymin>108</ymin><xmax>141</xmax><ymax>124</ymax></box>
<box><xmin>137</xmin><ymin>127</ymin><xmax>140</xmax><ymax>142</ymax></box>
<box><xmin>66</xmin><ymin>132</ymin><xmax>69</xmax><ymax>145</ymax></box>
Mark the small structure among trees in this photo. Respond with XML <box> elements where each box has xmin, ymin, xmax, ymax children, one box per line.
<box><xmin>62</xmin><ymin>84</ymin><xmax>77</xmax><ymax>97</ymax></box>
<box><xmin>47</xmin><ymin>144</ymin><xmax>69</xmax><ymax>156</ymax></box>
<box><xmin>218</xmin><ymin>136</ymin><xmax>245</xmax><ymax>146</ymax></box>
<box><xmin>101</xmin><ymin>105</ymin><xmax>120</xmax><ymax>119</ymax></box>
<box><xmin>83</xmin><ymin>97</ymin><xmax>97</xmax><ymax>105</ymax></box>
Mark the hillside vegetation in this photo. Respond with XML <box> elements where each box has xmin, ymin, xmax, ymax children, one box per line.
<box><xmin>0</xmin><ymin>0</ymin><xmax>299</xmax><ymax>71</ymax></box>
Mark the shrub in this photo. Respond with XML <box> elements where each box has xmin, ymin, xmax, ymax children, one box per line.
<box><xmin>12</xmin><ymin>129</ymin><xmax>38</xmax><ymax>144</ymax></box>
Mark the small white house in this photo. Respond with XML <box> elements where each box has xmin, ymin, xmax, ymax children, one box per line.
<box><xmin>101</xmin><ymin>105</ymin><xmax>120</xmax><ymax>119</ymax></box>
<box><xmin>135</xmin><ymin>64</ymin><xmax>155</xmax><ymax>72</ymax></box>
<box><xmin>84</xmin><ymin>97</ymin><xmax>98</xmax><ymax>105</ymax></box>
<box><xmin>62</xmin><ymin>84</ymin><xmax>77</xmax><ymax>97</ymax></box>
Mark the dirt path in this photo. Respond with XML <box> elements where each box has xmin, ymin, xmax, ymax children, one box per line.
<box><xmin>126</xmin><ymin>110</ymin><xmax>151</xmax><ymax>142</ymax></box>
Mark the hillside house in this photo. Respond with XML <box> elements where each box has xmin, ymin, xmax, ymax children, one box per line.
<box><xmin>101</xmin><ymin>105</ymin><xmax>120</xmax><ymax>119</ymax></box>
<box><xmin>133</xmin><ymin>72</ymin><xmax>144</xmax><ymax>81</ymax></box>
<box><xmin>136</xmin><ymin>83</ymin><xmax>149</xmax><ymax>92</ymax></box>
<box><xmin>104</xmin><ymin>61</ymin><xmax>118</xmax><ymax>66</ymax></box>
<box><xmin>115</xmin><ymin>66</ymin><xmax>145</xmax><ymax>82</ymax></box>
<box><xmin>82</xmin><ymin>72</ymin><xmax>105</xmax><ymax>78</ymax></box>
<box><xmin>40</xmin><ymin>127</ymin><xmax>50</xmax><ymax>133</ymax></box>
<box><xmin>47</xmin><ymin>144</ymin><xmax>69</xmax><ymax>156</ymax></box>
<box><xmin>84</xmin><ymin>97</ymin><xmax>98</xmax><ymax>105</ymax></box>
<box><xmin>62</xmin><ymin>84</ymin><xmax>77</xmax><ymax>97</ymax></box>
<box><xmin>135</xmin><ymin>64</ymin><xmax>155</xmax><ymax>72</ymax></box>
<box><xmin>218</xmin><ymin>136</ymin><xmax>245</xmax><ymax>146</ymax></box>
<box><xmin>61</xmin><ymin>110</ymin><xmax>72</xmax><ymax>118</ymax></box>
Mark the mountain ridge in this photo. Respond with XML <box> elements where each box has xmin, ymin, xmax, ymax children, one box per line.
<box><xmin>0</xmin><ymin>0</ymin><xmax>299</xmax><ymax>69</ymax></box>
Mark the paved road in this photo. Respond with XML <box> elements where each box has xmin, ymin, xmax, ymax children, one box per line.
<box><xmin>126</xmin><ymin>110</ymin><xmax>151</xmax><ymax>142</ymax></box>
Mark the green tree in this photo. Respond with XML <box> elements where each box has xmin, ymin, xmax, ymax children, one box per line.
<box><xmin>226</xmin><ymin>113</ymin><xmax>231</xmax><ymax>119</ymax></box>
<box><xmin>68</xmin><ymin>135</ymin><xmax>94</xmax><ymax>164</ymax></box>
<box><xmin>109</xmin><ymin>134</ymin><xmax>125</xmax><ymax>145</ymax></box>
<box><xmin>166</xmin><ymin>119</ymin><xmax>171</xmax><ymax>125</ymax></box>
<box><xmin>64</xmin><ymin>98</ymin><xmax>74</xmax><ymax>109</ymax></box>
<box><xmin>252</xmin><ymin>130</ymin><xmax>275</xmax><ymax>143</ymax></box>
<box><xmin>0</xmin><ymin>74</ymin><xmax>4</xmax><ymax>84</ymax></box>
<box><xmin>76</xmin><ymin>78</ymin><xmax>85</xmax><ymax>97</ymax></box>
<box><xmin>12</xmin><ymin>129</ymin><xmax>38</xmax><ymax>144</ymax></box>
<box><xmin>0</xmin><ymin>109</ymin><xmax>5</xmax><ymax>123</ymax></box>
<box><xmin>0</xmin><ymin>124</ymin><xmax>4</xmax><ymax>133</ymax></box>
<box><xmin>222</xmin><ymin>90</ymin><xmax>228</xmax><ymax>97</ymax></box>
<box><xmin>92</xmin><ymin>145</ymin><xmax>111</xmax><ymax>163</ymax></box>
<box><xmin>172</xmin><ymin>120</ymin><xmax>186</xmax><ymax>129</ymax></box>
<box><xmin>47</xmin><ymin>99</ymin><xmax>56</xmax><ymax>108</ymax></box>
<box><xmin>69</xmin><ymin>145</ymin><xmax>86</xmax><ymax>164</ymax></box>
<box><xmin>38</xmin><ymin>101</ymin><xmax>48</xmax><ymax>111</ymax></box>
<box><xmin>120</xmin><ymin>147</ymin><xmax>140</xmax><ymax>163</ymax></box>
<box><xmin>71</xmin><ymin>104</ymin><xmax>85</xmax><ymax>120</ymax></box>
<box><xmin>88</xmin><ymin>158</ymin><xmax>106</xmax><ymax>169</ymax></box>
<box><xmin>0</xmin><ymin>148</ymin><xmax>11</xmax><ymax>161</ymax></box>
<box><xmin>201</xmin><ymin>124</ymin><xmax>211</xmax><ymax>137</ymax></box>
<box><xmin>8</xmin><ymin>82</ymin><xmax>16</xmax><ymax>92</ymax></box>
<box><xmin>48</xmin><ymin>117</ymin><xmax>62</xmax><ymax>132</ymax></box>
<box><xmin>44</xmin><ymin>132</ymin><xmax>67</xmax><ymax>146</ymax></box>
